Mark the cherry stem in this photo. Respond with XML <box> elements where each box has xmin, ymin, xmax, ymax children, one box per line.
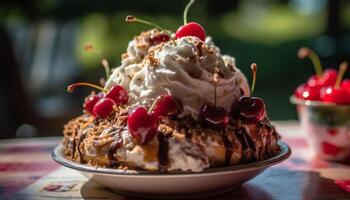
<box><xmin>183</xmin><ymin>0</ymin><xmax>196</xmax><ymax>25</ymax></box>
<box><xmin>335</xmin><ymin>61</ymin><xmax>348</xmax><ymax>88</ymax></box>
<box><xmin>250</xmin><ymin>63</ymin><xmax>257</xmax><ymax>97</ymax></box>
<box><xmin>67</xmin><ymin>82</ymin><xmax>107</xmax><ymax>93</ymax></box>
<box><xmin>298</xmin><ymin>47</ymin><xmax>323</xmax><ymax>77</ymax></box>
<box><xmin>84</xmin><ymin>44</ymin><xmax>111</xmax><ymax>80</ymax></box>
<box><xmin>149</xmin><ymin>97</ymin><xmax>160</xmax><ymax>113</ymax></box>
<box><xmin>125</xmin><ymin>15</ymin><xmax>177</xmax><ymax>46</ymax></box>
<box><xmin>101</xmin><ymin>59</ymin><xmax>111</xmax><ymax>80</ymax></box>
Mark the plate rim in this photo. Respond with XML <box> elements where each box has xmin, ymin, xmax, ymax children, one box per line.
<box><xmin>52</xmin><ymin>141</ymin><xmax>291</xmax><ymax>176</ymax></box>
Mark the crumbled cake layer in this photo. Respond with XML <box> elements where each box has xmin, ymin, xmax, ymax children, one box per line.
<box><xmin>63</xmin><ymin>105</ymin><xmax>280</xmax><ymax>172</ymax></box>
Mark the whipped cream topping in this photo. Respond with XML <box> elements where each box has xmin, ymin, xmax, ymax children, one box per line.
<box><xmin>106</xmin><ymin>35</ymin><xmax>250</xmax><ymax>119</ymax></box>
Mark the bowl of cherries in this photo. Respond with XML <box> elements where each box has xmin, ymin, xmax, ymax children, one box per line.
<box><xmin>291</xmin><ymin>47</ymin><xmax>350</xmax><ymax>163</ymax></box>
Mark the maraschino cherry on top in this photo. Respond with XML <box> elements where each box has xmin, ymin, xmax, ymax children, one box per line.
<box><xmin>231</xmin><ymin>63</ymin><xmax>266</xmax><ymax>123</ymax></box>
<box><xmin>175</xmin><ymin>0</ymin><xmax>206</xmax><ymax>41</ymax></box>
<box><xmin>125</xmin><ymin>15</ymin><xmax>176</xmax><ymax>45</ymax></box>
<box><xmin>125</xmin><ymin>15</ymin><xmax>171</xmax><ymax>46</ymax></box>
<box><xmin>198</xmin><ymin>67</ymin><xmax>229</xmax><ymax>130</ymax></box>
<box><xmin>126</xmin><ymin>0</ymin><xmax>206</xmax><ymax>43</ymax></box>
<box><xmin>199</xmin><ymin>63</ymin><xmax>267</xmax><ymax>131</ymax></box>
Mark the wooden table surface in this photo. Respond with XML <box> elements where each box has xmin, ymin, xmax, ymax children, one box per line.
<box><xmin>0</xmin><ymin>121</ymin><xmax>349</xmax><ymax>200</ymax></box>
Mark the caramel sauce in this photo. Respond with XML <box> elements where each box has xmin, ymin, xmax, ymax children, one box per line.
<box><xmin>142</xmin><ymin>143</ymin><xmax>158</xmax><ymax>163</ymax></box>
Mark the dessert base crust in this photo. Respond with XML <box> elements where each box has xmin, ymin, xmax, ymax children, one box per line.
<box><xmin>62</xmin><ymin>106</ymin><xmax>280</xmax><ymax>172</ymax></box>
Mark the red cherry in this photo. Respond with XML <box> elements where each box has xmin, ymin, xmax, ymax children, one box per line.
<box><xmin>105</xmin><ymin>85</ymin><xmax>128</xmax><ymax>105</ymax></box>
<box><xmin>307</xmin><ymin>75</ymin><xmax>323</xmax><ymax>87</ymax></box>
<box><xmin>230</xmin><ymin>63</ymin><xmax>265</xmax><ymax>123</ymax></box>
<box><xmin>233</xmin><ymin>96</ymin><xmax>265</xmax><ymax>123</ymax></box>
<box><xmin>320</xmin><ymin>69</ymin><xmax>337</xmax><ymax>86</ymax></box>
<box><xmin>151</xmin><ymin>95</ymin><xmax>179</xmax><ymax>118</ymax></box>
<box><xmin>175</xmin><ymin>22</ymin><xmax>206</xmax><ymax>41</ymax></box>
<box><xmin>84</xmin><ymin>92</ymin><xmax>103</xmax><ymax>114</ymax></box>
<box><xmin>320</xmin><ymin>86</ymin><xmax>350</xmax><ymax>104</ymax></box>
<box><xmin>294</xmin><ymin>84</ymin><xmax>307</xmax><ymax>99</ymax></box>
<box><xmin>295</xmin><ymin>84</ymin><xmax>321</xmax><ymax>101</ymax></box>
<box><xmin>149</xmin><ymin>32</ymin><xmax>170</xmax><ymax>45</ymax></box>
<box><xmin>307</xmin><ymin>70</ymin><xmax>337</xmax><ymax>87</ymax></box>
<box><xmin>322</xmin><ymin>142</ymin><xmax>342</xmax><ymax>156</ymax></box>
<box><xmin>92</xmin><ymin>98</ymin><xmax>115</xmax><ymax>118</ymax></box>
<box><xmin>326</xmin><ymin>128</ymin><xmax>338</xmax><ymax>136</ymax></box>
<box><xmin>341</xmin><ymin>79</ymin><xmax>350</xmax><ymax>91</ymax></box>
<box><xmin>198</xmin><ymin>103</ymin><xmax>229</xmax><ymax>130</ymax></box>
<box><xmin>127</xmin><ymin>107</ymin><xmax>159</xmax><ymax>144</ymax></box>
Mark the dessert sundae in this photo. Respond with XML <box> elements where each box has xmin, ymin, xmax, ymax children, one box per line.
<box><xmin>62</xmin><ymin>1</ymin><xmax>280</xmax><ymax>172</ymax></box>
<box><xmin>292</xmin><ymin>47</ymin><xmax>350</xmax><ymax>162</ymax></box>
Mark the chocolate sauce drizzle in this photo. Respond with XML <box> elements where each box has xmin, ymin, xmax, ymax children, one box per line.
<box><xmin>185</xmin><ymin>131</ymin><xmax>192</xmax><ymax>140</ymax></box>
<box><xmin>259</xmin><ymin>120</ymin><xmax>273</xmax><ymax>135</ymax></box>
<box><xmin>175</xmin><ymin>116</ymin><xmax>194</xmax><ymax>140</ymax></box>
<box><xmin>68</xmin><ymin>137</ymin><xmax>76</xmax><ymax>160</ymax></box>
<box><xmin>235</xmin><ymin>127</ymin><xmax>257</xmax><ymax>163</ymax></box>
<box><xmin>77</xmin><ymin>130</ymin><xmax>87</xmax><ymax>164</ymax></box>
<box><xmin>108</xmin><ymin>128</ymin><xmax>123</xmax><ymax>167</ymax></box>
<box><xmin>245</xmin><ymin>130</ymin><xmax>258</xmax><ymax>161</ymax></box>
<box><xmin>157</xmin><ymin>133</ymin><xmax>169</xmax><ymax>172</ymax></box>
<box><xmin>258</xmin><ymin>120</ymin><xmax>279</xmax><ymax>158</ymax></box>
<box><xmin>220</xmin><ymin>132</ymin><xmax>233</xmax><ymax>166</ymax></box>
<box><xmin>235</xmin><ymin>129</ymin><xmax>248</xmax><ymax>149</ymax></box>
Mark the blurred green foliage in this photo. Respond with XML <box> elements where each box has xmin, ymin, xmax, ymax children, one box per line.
<box><xmin>2</xmin><ymin>0</ymin><xmax>350</xmax><ymax>120</ymax></box>
<box><xmin>221</xmin><ymin>5</ymin><xmax>326</xmax><ymax>45</ymax></box>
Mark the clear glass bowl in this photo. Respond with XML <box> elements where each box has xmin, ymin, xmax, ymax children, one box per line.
<box><xmin>290</xmin><ymin>96</ymin><xmax>350</xmax><ymax>163</ymax></box>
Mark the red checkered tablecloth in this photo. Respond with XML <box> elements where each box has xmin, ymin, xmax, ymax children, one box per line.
<box><xmin>0</xmin><ymin>121</ymin><xmax>349</xmax><ymax>199</ymax></box>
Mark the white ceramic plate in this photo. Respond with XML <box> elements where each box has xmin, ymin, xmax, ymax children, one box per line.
<box><xmin>52</xmin><ymin>141</ymin><xmax>291</xmax><ymax>199</ymax></box>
